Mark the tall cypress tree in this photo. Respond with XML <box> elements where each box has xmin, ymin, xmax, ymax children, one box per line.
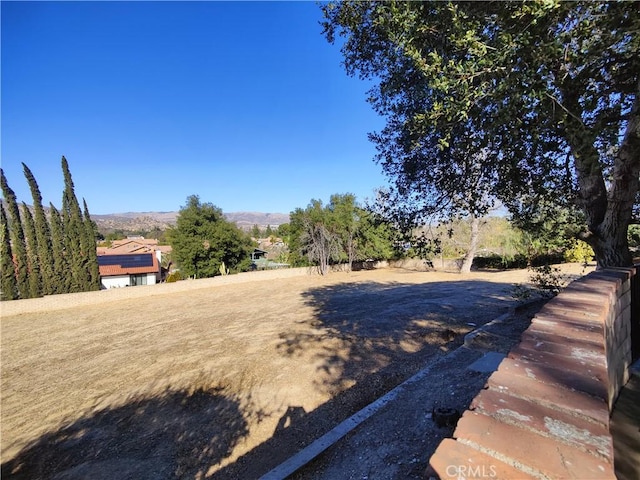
<box><xmin>0</xmin><ymin>169</ymin><xmax>29</xmax><ymax>298</ymax></box>
<box><xmin>61</xmin><ymin>156</ymin><xmax>87</xmax><ymax>292</ymax></box>
<box><xmin>0</xmin><ymin>203</ymin><xmax>17</xmax><ymax>300</ymax></box>
<box><xmin>21</xmin><ymin>203</ymin><xmax>42</xmax><ymax>298</ymax></box>
<box><xmin>83</xmin><ymin>198</ymin><xmax>100</xmax><ymax>290</ymax></box>
<box><xmin>23</xmin><ymin>163</ymin><xmax>55</xmax><ymax>295</ymax></box>
<box><xmin>49</xmin><ymin>202</ymin><xmax>68</xmax><ymax>294</ymax></box>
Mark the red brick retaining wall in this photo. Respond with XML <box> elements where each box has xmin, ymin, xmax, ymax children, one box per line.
<box><xmin>429</xmin><ymin>267</ymin><xmax>636</xmax><ymax>479</ymax></box>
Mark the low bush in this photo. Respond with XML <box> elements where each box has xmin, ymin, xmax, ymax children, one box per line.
<box><xmin>472</xmin><ymin>254</ymin><xmax>528</xmax><ymax>270</ymax></box>
<box><xmin>563</xmin><ymin>239</ymin><xmax>594</xmax><ymax>264</ymax></box>
<box><xmin>166</xmin><ymin>271</ymin><xmax>183</xmax><ymax>283</ymax></box>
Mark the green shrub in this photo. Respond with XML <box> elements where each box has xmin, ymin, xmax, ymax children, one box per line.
<box><xmin>529</xmin><ymin>264</ymin><xmax>568</xmax><ymax>297</ymax></box>
<box><xmin>512</xmin><ymin>264</ymin><xmax>571</xmax><ymax>302</ymax></box>
<box><xmin>472</xmin><ymin>254</ymin><xmax>528</xmax><ymax>270</ymax></box>
<box><xmin>563</xmin><ymin>239</ymin><xmax>594</xmax><ymax>264</ymax></box>
<box><xmin>529</xmin><ymin>252</ymin><xmax>565</xmax><ymax>267</ymax></box>
<box><xmin>166</xmin><ymin>271</ymin><xmax>183</xmax><ymax>283</ymax></box>
<box><xmin>628</xmin><ymin>225</ymin><xmax>640</xmax><ymax>251</ymax></box>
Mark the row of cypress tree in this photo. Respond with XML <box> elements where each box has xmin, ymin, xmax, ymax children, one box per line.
<box><xmin>1</xmin><ymin>156</ymin><xmax>100</xmax><ymax>301</ymax></box>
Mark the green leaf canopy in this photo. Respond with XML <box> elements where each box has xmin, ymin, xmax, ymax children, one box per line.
<box><xmin>322</xmin><ymin>0</ymin><xmax>640</xmax><ymax>267</ymax></box>
<box><xmin>168</xmin><ymin>195</ymin><xmax>253</xmax><ymax>278</ymax></box>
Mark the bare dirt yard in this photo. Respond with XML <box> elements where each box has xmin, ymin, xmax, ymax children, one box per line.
<box><xmin>1</xmin><ymin>264</ymin><xmax>592</xmax><ymax>479</ymax></box>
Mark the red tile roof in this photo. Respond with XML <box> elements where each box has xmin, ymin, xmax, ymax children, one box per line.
<box><xmin>97</xmin><ymin>238</ymin><xmax>171</xmax><ymax>255</ymax></box>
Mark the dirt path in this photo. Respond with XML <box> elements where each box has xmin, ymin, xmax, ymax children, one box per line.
<box><xmin>0</xmin><ymin>264</ymin><xmax>591</xmax><ymax>479</ymax></box>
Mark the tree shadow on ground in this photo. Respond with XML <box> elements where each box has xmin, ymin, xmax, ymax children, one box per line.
<box><xmin>279</xmin><ymin>280</ymin><xmax>513</xmax><ymax>395</ymax></box>
<box><xmin>215</xmin><ymin>278</ymin><xmax>517</xmax><ymax>478</ymax></box>
<box><xmin>1</xmin><ymin>385</ymin><xmax>253</xmax><ymax>480</ymax></box>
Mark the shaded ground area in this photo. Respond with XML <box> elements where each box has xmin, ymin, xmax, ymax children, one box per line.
<box><xmin>278</xmin><ymin>279</ymin><xmax>513</xmax><ymax>398</ymax></box>
<box><xmin>0</xmin><ymin>265</ymin><xmax>590</xmax><ymax>479</ymax></box>
<box><xmin>611</xmin><ymin>361</ymin><xmax>640</xmax><ymax>480</ymax></box>
<box><xmin>1</xmin><ymin>386</ymin><xmax>251</xmax><ymax>480</ymax></box>
<box><xmin>286</xmin><ymin>301</ymin><xmax>546</xmax><ymax>480</ymax></box>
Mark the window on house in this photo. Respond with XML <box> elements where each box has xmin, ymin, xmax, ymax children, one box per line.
<box><xmin>130</xmin><ymin>274</ymin><xmax>148</xmax><ymax>286</ymax></box>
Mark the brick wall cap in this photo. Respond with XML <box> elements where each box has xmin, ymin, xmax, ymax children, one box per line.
<box><xmin>494</xmin><ymin>356</ymin><xmax>609</xmax><ymax>401</ymax></box>
<box><xmin>429</xmin><ymin>439</ymin><xmax>539</xmax><ymax>480</ymax></box>
<box><xmin>508</xmin><ymin>345</ymin><xmax>605</xmax><ymax>371</ymax></box>
<box><xmin>517</xmin><ymin>338</ymin><xmax>606</xmax><ymax>366</ymax></box>
<box><xmin>470</xmin><ymin>388</ymin><xmax>613</xmax><ymax>461</ymax></box>
<box><xmin>564</xmin><ymin>270</ymin><xmax>631</xmax><ymax>296</ymax></box>
<box><xmin>593</xmin><ymin>267</ymin><xmax>635</xmax><ymax>278</ymax></box>
<box><xmin>454</xmin><ymin>412</ymin><xmax>615</xmax><ymax>479</ymax></box>
<box><xmin>541</xmin><ymin>295</ymin><xmax>609</xmax><ymax>314</ymax></box>
<box><xmin>520</xmin><ymin>329</ymin><xmax>604</xmax><ymax>352</ymax></box>
<box><xmin>486</xmin><ymin>369</ymin><xmax>610</xmax><ymax>426</ymax></box>
<box><xmin>532</xmin><ymin>313</ymin><xmax>605</xmax><ymax>333</ymax></box>
<box><xmin>429</xmin><ymin>261</ymin><xmax>632</xmax><ymax>480</ymax></box>
<box><xmin>528</xmin><ymin>318</ymin><xmax>604</xmax><ymax>341</ymax></box>
<box><xmin>555</xmin><ymin>286</ymin><xmax>615</xmax><ymax>304</ymax></box>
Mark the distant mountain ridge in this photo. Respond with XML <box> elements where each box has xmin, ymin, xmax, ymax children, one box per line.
<box><xmin>92</xmin><ymin>211</ymin><xmax>290</xmax><ymax>233</ymax></box>
<box><xmin>0</xmin><ymin>199</ymin><xmax>289</xmax><ymax>233</ymax></box>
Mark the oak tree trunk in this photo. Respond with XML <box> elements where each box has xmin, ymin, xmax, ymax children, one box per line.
<box><xmin>460</xmin><ymin>215</ymin><xmax>480</xmax><ymax>274</ymax></box>
<box><xmin>565</xmin><ymin>83</ymin><xmax>640</xmax><ymax>268</ymax></box>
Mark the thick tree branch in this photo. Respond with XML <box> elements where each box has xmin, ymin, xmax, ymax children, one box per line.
<box><xmin>561</xmin><ymin>87</ymin><xmax>608</xmax><ymax>230</ymax></box>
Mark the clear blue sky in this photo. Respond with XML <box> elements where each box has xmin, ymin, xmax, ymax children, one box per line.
<box><xmin>1</xmin><ymin>1</ymin><xmax>387</xmax><ymax>215</ymax></box>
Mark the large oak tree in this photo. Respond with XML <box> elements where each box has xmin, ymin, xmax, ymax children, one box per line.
<box><xmin>167</xmin><ymin>195</ymin><xmax>254</xmax><ymax>278</ymax></box>
<box><xmin>322</xmin><ymin>0</ymin><xmax>639</xmax><ymax>267</ymax></box>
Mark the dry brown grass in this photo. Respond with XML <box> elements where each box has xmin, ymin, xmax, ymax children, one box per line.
<box><xmin>0</xmin><ymin>264</ymin><xmax>591</xmax><ymax>478</ymax></box>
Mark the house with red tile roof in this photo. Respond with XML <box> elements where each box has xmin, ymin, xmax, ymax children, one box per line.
<box><xmin>97</xmin><ymin>236</ymin><xmax>172</xmax><ymax>256</ymax></box>
<box><xmin>97</xmin><ymin>252</ymin><xmax>161</xmax><ymax>289</ymax></box>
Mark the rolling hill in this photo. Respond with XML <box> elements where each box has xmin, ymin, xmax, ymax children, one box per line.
<box><xmin>92</xmin><ymin>211</ymin><xmax>290</xmax><ymax>233</ymax></box>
